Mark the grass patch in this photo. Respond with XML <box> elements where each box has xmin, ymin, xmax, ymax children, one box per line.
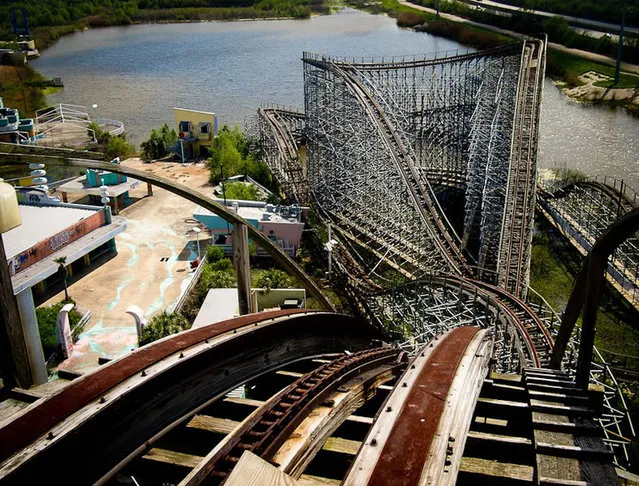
<box><xmin>531</xmin><ymin>214</ymin><xmax>639</xmax><ymax>359</ymax></box>
<box><xmin>0</xmin><ymin>65</ymin><xmax>48</xmax><ymax>117</ymax></box>
<box><xmin>547</xmin><ymin>48</ymin><xmax>639</xmax><ymax>89</ymax></box>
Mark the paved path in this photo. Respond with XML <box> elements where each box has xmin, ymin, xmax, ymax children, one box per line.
<box><xmin>400</xmin><ymin>1</ymin><xmax>639</xmax><ymax>75</ymax></box>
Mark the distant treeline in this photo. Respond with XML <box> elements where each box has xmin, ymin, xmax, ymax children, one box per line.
<box><xmin>492</xmin><ymin>0</ymin><xmax>639</xmax><ymax>29</ymax></box>
<box><xmin>0</xmin><ymin>0</ymin><xmax>325</xmax><ymax>39</ymax></box>
<box><xmin>405</xmin><ymin>0</ymin><xmax>639</xmax><ymax>64</ymax></box>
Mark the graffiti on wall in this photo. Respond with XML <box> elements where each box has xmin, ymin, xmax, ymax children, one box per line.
<box><xmin>7</xmin><ymin>210</ymin><xmax>106</xmax><ymax>277</ymax></box>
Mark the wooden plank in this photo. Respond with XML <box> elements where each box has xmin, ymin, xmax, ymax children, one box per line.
<box><xmin>232</xmin><ymin>223</ymin><xmax>252</xmax><ymax>315</ymax></box>
<box><xmin>377</xmin><ymin>385</ymin><xmax>393</xmax><ymax>391</ymax></box>
<box><xmin>0</xmin><ymin>398</ymin><xmax>30</xmax><ymax>428</ymax></box>
<box><xmin>322</xmin><ymin>437</ymin><xmax>361</xmax><ymax>455</ymax></box>
<box><xmin>474</xmin><ymin>416</ymin><xmax>509</xmax><ymax>427</ymax></box>
<box><xmin>225</xmin><ymin>451</ymin><xmax>299</xmax><ymax>486</ymax></box>
<box><xmin>0</xmin><ymin>233</ymin><xmax>32</xmax><ymax>388</ymax></box>
<box><xmin>489</xmin><ymin>371</ymin><xmax>522</xmax><ymax>383</ymax></box>
<box><xmin>347</xmin><ymin>414</ymin><xmax>374</xmax><ymax>425</ymax></box>
<box><xmin>459</xmin><ymin>456</ymin><xmax>534</xmax><ymax>481</ymax></box>
<box><xmin>297</xmin><ymin>474</ymin><xmax>341</xmax><ymax>485</ymax></box>
<box><xmin>143</xmin><ymin>448</ymin><xmax>204</xmax><ymax>468</ymax></box>
<box><xmin>224</xmin><ymin>396</ymin><xmax>265</xmax><ymax>408</ymax></box>
<box><xmin>187</xmin><ymin>415</ymin><xmax>240</xmax><ymax>435</ymax></box>
<box><xmin>467</xmin><ymin>430</ymin><xmax>532</xmax><ymax>446</ymax></box>
<box><xmin>530</xmin><ymin>400</ymin><xmax>595</xmax><ymax>417</ymax></box>
<box><xmin>276</xmin><ymin>370</ymin><xmax>305</xmax><ymax>378</ymax></box>
<box><xmin>477</xmin><ymin>397</ymin><xmax>529</xmax><ymax>408</ymax></box>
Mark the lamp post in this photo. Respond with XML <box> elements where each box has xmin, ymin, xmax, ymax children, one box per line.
<box><xmin>614</xmin><ymin>0</ymin><xmax>628</xmax><ymax>86</ymax></box>
<box><xmin>324</xmin><ymin>224</ymin><xmax>338</xmax><ymax>280</ymax></box>
<box><xmin>92</xmin><ymin>103</ymin><xmax>98</xmax><ymax>121</ymax></box>
<box><xmin>192</xmin><ymin>226</ymin><xmax>202</xmax><ymax>261</ymax></box>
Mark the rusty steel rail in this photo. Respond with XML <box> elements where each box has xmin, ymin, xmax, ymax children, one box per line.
<box><xmin>344</xmin><ymin>326</ymin><xmax>490</xmax><ymax>485</ymax></box>
<box><xmin>185</xmin><ymin>346</ymin><xmax>404</xmax><ymax>485</ymax></box>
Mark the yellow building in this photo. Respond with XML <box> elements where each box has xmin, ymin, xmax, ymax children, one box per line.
<box><xmin>173</xmin><ymin>107</ymin><xmax>217</xmax><ymax>160</ymax></box>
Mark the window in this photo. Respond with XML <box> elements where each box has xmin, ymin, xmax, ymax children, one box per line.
<box><xmin>199</xmin><ymin>122</ymin><xmax>210</xmax><ymax>134</ymax></box>
<box><xmin>179</xmin><ymin>121</ymin><xmax>190</xmax><ymax>133</ymax></box>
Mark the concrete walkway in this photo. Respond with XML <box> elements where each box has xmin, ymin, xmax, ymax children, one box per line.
<box><xmin>44</xmin><ymin>161</ymin><xmax>213</xmax><ymax>372</ymax></box>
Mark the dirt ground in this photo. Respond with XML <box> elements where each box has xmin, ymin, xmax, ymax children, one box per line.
<box><xmin>563</xmin><ymin>71</ymin><xmax>639</xmax><ymax>104</ymax></box>
<box><xmin>46</xmin><ymin>158</ymin><xmax>214</xmax><ymax>372</ymax></box>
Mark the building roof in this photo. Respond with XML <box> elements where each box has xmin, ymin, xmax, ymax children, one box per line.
<box><xmin>194</xmin><ymin>200</ymin><xmax>304</xmax><ymax>225</ymax></box>
<box><xmin>3</xmin><ymin>204</ymin><xmax>99</xmax><ymax>258</ymax></box>
<box><xmin>59</xmin><ymin>175</ymin><xmax>141</xmax><ymax>197</ymax></box>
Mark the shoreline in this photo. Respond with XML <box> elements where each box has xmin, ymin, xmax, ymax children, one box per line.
<box><xmin>7</xmin><ymin>4</ymin><xmax>639</xmax><ymax>117</ymax></box>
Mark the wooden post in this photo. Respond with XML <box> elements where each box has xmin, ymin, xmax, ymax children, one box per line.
<box><xmin>0</xmin><ymin>233</ymin><xmax>32</xmax><ymax>388</ymax></box>
<box><xmin>147</xmin><ymin>182</ymin><xmax>153</xmax><ymax>196</ymax></box>
<box><xmin>232</xmin><ymin>224</ymin><xmax>251</xmax><ymax>315</ymax></box>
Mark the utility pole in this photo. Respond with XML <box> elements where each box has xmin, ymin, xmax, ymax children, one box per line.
<box><xmin>614</xmin><ymin>0</ymin><xmax>627</xmax><ymax>86</ymax></box>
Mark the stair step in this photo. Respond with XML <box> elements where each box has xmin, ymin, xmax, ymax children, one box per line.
<box><xmin>528</xmin><ymin>390</ymin><xmax>590</xmax><ymax>405</ymax></box>
<box><xmin>531</xmin><ymin>414</ymin><xmax>601</xmax><ymax>436</ymax></box>
<box><xmin>526</xmin><ymin>382</ymin><xmax>588</xmax><ymax>396</ymax></box>
<box><xmin>536</xmin><ymin>441</ymin><xmax>613</xmax><ymax>460</ymax></box>
<box><xmin>530</xmin><ymin>400</ymin><xmax>596</xmax><ymax>417</ymax></box>
<box><xmin>459</xmin><ymin>456</ymin><xmax>533</xmax><ymax>484</ymax></box>
<box><xmin>525</xmin><ymin>375</ymin><xmax>577</xmax><ymax>387</ymax></box>
<box><xmin>523</xmin><ymin>368</ymin><xmax>570</xmax><ymax>377</ymax></box>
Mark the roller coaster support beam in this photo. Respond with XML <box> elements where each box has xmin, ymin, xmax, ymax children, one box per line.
<box><xmin>0</xmin><ymin>149</ymin><xmax>335</xmax><ymax>312</ymax></box>
<box><xmin>233</xmin><ymin>223</ymin><xmax>252</xmax><ymax>315</ymax></box>
<box><xmin>551</xmin><ymin>208</ymin><xmax>639</xmax><ymax>388</ymax></box>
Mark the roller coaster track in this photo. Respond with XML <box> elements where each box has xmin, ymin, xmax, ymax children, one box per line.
<box><xmin>538</xmin><ymin>177</ymin><xmax>639</xmax><ymax>310</ymax></box>
<box><xmin>257</xmin><ymin>107</ymin><xmax>308</xmax><ymax>203</ymax></box>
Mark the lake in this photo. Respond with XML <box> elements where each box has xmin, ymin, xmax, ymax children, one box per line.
<box><xmin>32</xmin><ymin>8</ymin><xmax>639</xmax><ymax>188</ymax></box>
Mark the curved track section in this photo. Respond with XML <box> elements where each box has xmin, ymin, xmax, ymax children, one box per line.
<box><xmin>302</xmin><ymin>41</ymin><xmax>545</xmax><ymax>295</ymax></box>
<box><xmin>344</xmin><ymin>326</ymin><xmax>492</xmax><ymax>486</ymax></box>
<box><xmin>538</xmin><ymin>177</ymin><xmax>639</xmax><ymax>310</ymax></box>
<box><xmin>257</xmin><ymin>107</ymin><xmax>308</xmax><ymax>203</ymax></box>
<box><xmin>0</xmin><ymin>311</ymin><xmax>382</xmax><ymax>484</ymax></box>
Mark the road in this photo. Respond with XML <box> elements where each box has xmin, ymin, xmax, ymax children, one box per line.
<box><xmin>468</xmin><ymin>0</ymin><xmax>639</xmax><ymax>37</ymax></box>
<box><xmin>400</xmin><ymin>1</ymin><xmax>639</xmax><ymax>75</ymax></box>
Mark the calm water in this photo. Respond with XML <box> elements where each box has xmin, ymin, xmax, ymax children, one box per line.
<box><xmin>32</xmin><ymin>9</ymin><xmax>464</xmax><ymax>146</ymax></box>
<box><xmin>32</xmin><ymin>9</ymin><xmax>639</xmax><ymax>187</ymax></box>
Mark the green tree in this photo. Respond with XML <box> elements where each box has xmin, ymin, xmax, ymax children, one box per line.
<box><xmin>206</xmin><ymin>245</ymin><xmax>225</xmax><ymax>262</ymax></box>
<box><xmin>224</xmin><ymin>181</ymin><xmax>261</xmax><ymax>201</ymax></box>
<box><xmin>257</xmin><ymin>268</ymin><xmax>290</xmax><ymax>291</ymax></box>
<box><xmin>140</xmin><ymin>123</ymin><xmax>178</xmax><ymax>161</ymax></box>
<box><xmin>139</xmin><ymin>311</ymin><xmax>190</xmax><ymax>346</ymax></box>
<box><xmin>36</xmin><ymin>300</ymin><xmax>82</xmax><ymax>359</ymax></box>
<box><xmin>105</xmin><ymin>135</ymin><xmax>135</xmax><ymax>159</ymax></box>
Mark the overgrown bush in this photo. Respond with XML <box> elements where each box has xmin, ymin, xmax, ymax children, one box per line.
<box><xmin>396</xmin><ymin>11</ymin><xmax>425</xmax><ymax>27</ymax></box>
<box><xmin>208</xmin><ymin>125</ymin><xmax>272</xmax><ymax>188</ymax></box>
<box><xmin>223</xmin><ymin>181</ymin><xmax>261</xmax><ymax>201</ymax></box>
<box><xmin>209</xmin><ymin>257</ymin><xmax>233</xmax><ymax>272</ymax></box>
<box><xmin>139</xmin><ymin>310</ymin><xmax>190</xmax><ymax>346</ymax></box>
<box><xmin>36</xmin><ymin>300</ymin><xmax>82</xmax><ymax>359</ymax></box>
<box><xmin>200</xmin><ymin>265</ymin><xmax>237</xmax><ymax>289</ymax></box>
<box><xmin>206</xmin><ymin>245</ymin><xmax>225</xmax><ymax>262</ymax></box>
<box><xmin>140</xmin><ymin>123</ymin><xmax>178</xmax><ymax>161</ymax></box>
<box><xmin>105</xmin><ymin>135</ymin><xmax>136</xmax><ymax>159</ymax></box>
<box><xmin>257</xmin><ymin>269</ymin><xmax>290</xmax><ymax>291</ymax></box>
